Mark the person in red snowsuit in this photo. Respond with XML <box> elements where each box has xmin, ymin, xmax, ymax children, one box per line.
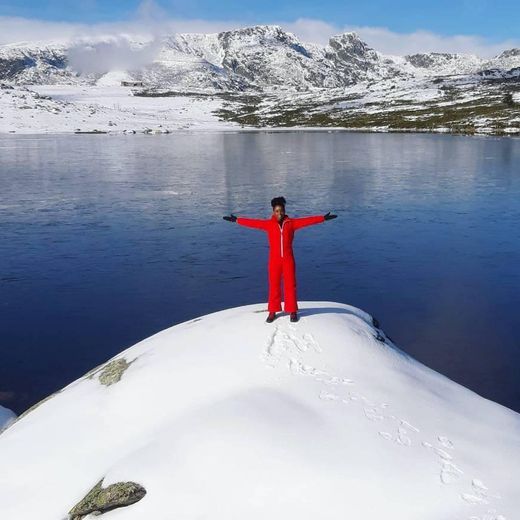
<box><xmin>223</xmin><ymin>197</ymin><xmax>337</xmax><ymax>323</ymax></box>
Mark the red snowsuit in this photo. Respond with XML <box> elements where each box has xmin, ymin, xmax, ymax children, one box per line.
<box><xmin>237</xmin><ymin>214</ymin><xmax>325</xmax><ymax>313</ymax></box>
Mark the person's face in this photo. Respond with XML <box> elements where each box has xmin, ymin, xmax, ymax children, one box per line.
<box><xmin>273</xmin><ymin>205</ymin><xmax>285</xmax><ymax>222</ymax></box>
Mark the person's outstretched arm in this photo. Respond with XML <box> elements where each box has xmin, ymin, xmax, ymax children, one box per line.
<box><xmin>293</xmin><ymin>212</ymin><xmax>337</xmax><ymax>230</ymax></box>
<box><xmin>223</xmin><ymin>214</ymin><xmax>269</xmax><ymax>230</ymax></box>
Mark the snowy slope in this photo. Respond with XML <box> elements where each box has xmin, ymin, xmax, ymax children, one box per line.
<box><xmin>0</xmin><ymin>82</ymin><xmax>239</xmax><ymax>134</ymax></box>
<box><xmin>0</xmin><ymin>302</ymin><xmax>518</xmax><ymax>520</ymax></box>
<box><xmin>0</xmin><ymin>405</ymin><xmax>16</xmax><ymax>432</ymax></box>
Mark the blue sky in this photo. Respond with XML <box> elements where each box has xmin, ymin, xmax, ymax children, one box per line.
<box><xmin>0</xmin><ymin>0</ymin><xmax>518</xmax><ymax>40</ymax></box>
<box><xmin>0</xmin><ymin>0</ymin><xmax>518</xmax><ymax>56</ymax></box>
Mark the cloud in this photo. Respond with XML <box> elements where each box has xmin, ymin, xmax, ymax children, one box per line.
<box><xmin>0</xmin><ymin>10</ymin><xmax>518</xmax><ymax>59</ymax></box>
<box><xmin>67</xmin><ymin>38</ymin><xmax>162</xmax><ymax>74</ymax></box>
<box><xmin>339</xmin><ymin>25</ymin><xmax>520</xmax><ymax>57</ymax></box>
<box><xmin>283</xmin><ymin>18</ymin><xmax>520</xmax><ymax>57</ymax></box>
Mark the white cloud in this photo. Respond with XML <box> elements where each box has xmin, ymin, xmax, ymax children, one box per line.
<box><xmin>339</xmin><ymin>25</ymin><xmax>520</xmax><ymax>58</ymax></box>
<box><xmin>0</xmin><ymin>12</ymin><xmax>518</xmax><ymax>58</ymax></box>
<box><xmin>283</xmin><ymin>18</ymin><xmax>520</xmax><ymax>57</ymax></box>
<box><xmin>67</xmin><ymin>38</ymin><xmax>163</xmax><ymax>74</ymax></box>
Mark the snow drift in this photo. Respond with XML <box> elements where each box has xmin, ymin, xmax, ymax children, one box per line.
<box><xmin>0</xmin><ymin>302</ymin><xmax>518</xmax><ymax>520</ymax></box>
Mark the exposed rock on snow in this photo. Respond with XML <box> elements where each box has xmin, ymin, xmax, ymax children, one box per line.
<box><xmin>69</xmin><ymin>479</ymin><xmax>146</xmax><ymax>519</ymax></box>
<box><xmin>88</xmin><ymin>358</ymin><xmax>135</xmax><ymax>387</ymax></box>
<box><xmin>0</xmin><ymin>302</ymin><xmax>518</xmax><ymax>520</ymax></box>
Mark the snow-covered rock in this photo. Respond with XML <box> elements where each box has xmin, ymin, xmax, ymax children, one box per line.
<box><xmin>0</xmin><ymin>42</ymin><xmax>75</xmax><ymax>84</ymax></box>
<box><xmin>324</xmin><ymin>32</ymin><xmax>404</xmax><ymax>82</ymax></box>
<box><xmin>403</xmin><ymin>52</ymin><xmax>484</xmax><ymax>76</ymax></box>
<box><xmin>486</xmin><ymin>48</ymin><xmax>520</xmax><ymax>72</ymax></box>
<box><xmin>0</xmin><ymin>404</ymin><xmax>16</xmax><ymax>432</ymax></box>
<box><xmin>0</xmin><ymin>302</ymin><xmax>518</xmax><ymax>519</ymax></box>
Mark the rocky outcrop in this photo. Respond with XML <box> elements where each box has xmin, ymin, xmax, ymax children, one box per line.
<box><xmin>87</xmin><ymin>357</ymin><xmax>134</xmax><ymax>386</ymax></box>
<box><xmin>69</xmin><ymin>479</ymin><xmax>146</xmax><ymax>519</ymax></box>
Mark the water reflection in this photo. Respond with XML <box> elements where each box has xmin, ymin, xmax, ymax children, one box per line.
<box><xmin>1</xmin><ymin>132</ymin><xmax>519</xmax><ymax>414</ymax></box>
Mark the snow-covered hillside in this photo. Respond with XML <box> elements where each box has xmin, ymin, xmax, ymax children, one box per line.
<box><xmin>0</xmin><ymin>302</ymin><xmax>518</xmax><ymax>520</ymax></box>
<box><xmin>0</xmin><ymin>82</ymin><xmax>237</xmax><ymax>133</ymax></box>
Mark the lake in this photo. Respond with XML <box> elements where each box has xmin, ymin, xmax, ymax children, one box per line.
<box><xmin>1</xmin><ymin>132</ymin><xmax>519</xmax><ymax>415</ymax></box>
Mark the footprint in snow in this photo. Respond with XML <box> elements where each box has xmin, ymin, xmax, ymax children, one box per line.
<box><xmin>396</xmin><ymin>426</ymin><xmax>412</xmax><ymax>446</ymax></box>
<box><xmin>400</xmin><ymin>419</ymin><xmax>420</xmax><ymax>433</ymax></box>
<box><xmin>364</xmin><ymin>407</ymin><xmax>384</xmax><ymax>421</ymax></box>
<box><xmin>434</xmin><ymin>447</ymin><xmax>453</xmax><ymax>461</ymax></box>
<box><xmin>470</xmin><ymin>479</ymin><xmax>501</xmax><ymax>500</ymax></box>
<box><xmin>462</xmin><ymin>493</ymin><xmax>490</xmax><ymax>505</ymax></box>
<box><xmin>377</xmin><ymin>427</ymin><xmax>411</xmax><ymax>446</ymax></box>
<box><xmin>461</xmin><ymin>479</ymin><xmax>502</xmax><ymax>508</ymax></box>
<box><xmin>302</xmin><ymin>332</ymin><xmax>322</xmax><ymax>352</ymax></box>
<box><xmin>438</xmin><ymin>435</ymin><xmax>454</xmax><ymax>449</ymax></box>
<box><xmin>319</xmin><ymin>390</ymin><xmax>339</xmax><ymax>401</ymax></box>
<box><xmin>440</xmin><ymin>461</ymin><xmax>463</xmax><ymax>484</ymax></box>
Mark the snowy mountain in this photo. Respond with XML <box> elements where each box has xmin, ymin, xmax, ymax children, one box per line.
<box><xmin>0</xmin><ymin>25</ymin><xmax>519</xmax><ymax>135</ymax></box>
<box><xmin>0</xmin><ymin>42</ymin><xmax>74</xmax><ymax>84</ymax></box>
<box><xmin>2</xmin><ymin>25</ymin><xmax>518</xmax><ymax>90</ymax></box>
<box><xmin>0</xmin><ymin>302</ymin><xmax>518</xmax><ymax>520</ymax></box>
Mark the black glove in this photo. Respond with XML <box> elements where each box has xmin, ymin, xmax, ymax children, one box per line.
<box><xmin>223</xmin><ymin>214</ymin><xmax>238</xmax><ymax>223</ymax></box>
<box><xmin>324</xmin><ymin>212</ymin><xmax>337</xmax><ymax>221</ymax></box>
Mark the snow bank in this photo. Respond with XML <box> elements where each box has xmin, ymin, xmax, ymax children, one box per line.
<box><xmin>0</xmin><ymin>302</ymin><xmax>518</xmax><ymax>520</ymax></box>
<box><xmin>0</xmin><ymin>84</ymin><xmax>240</xmax><ymax>134</ymax></box>
<box><xmin>0</xmin><ymin>405</ymin><xmax>16</xmax><ymax>432</ymax></box>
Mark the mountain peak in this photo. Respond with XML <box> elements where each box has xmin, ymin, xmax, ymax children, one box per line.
<box><xmin>496</xmin><ymin>48</ymin><xmax>520</xmax><ymax>59</ymax></box>
<box><xmin>218</xmin><ymin>24</ymin><xmax>292</xmax><ymax>41</ymax></box>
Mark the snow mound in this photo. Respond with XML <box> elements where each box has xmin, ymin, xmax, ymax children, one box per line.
<box><xmin>0</xmin><ymin>302</ymin><xmax>518</xmax><ymax>519</ymax></box>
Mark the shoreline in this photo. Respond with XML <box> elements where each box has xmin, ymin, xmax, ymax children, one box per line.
<box><xmin>1</xmin><ymin>126</ymin><xmax>519</xmax><ymax>138</ymax></box>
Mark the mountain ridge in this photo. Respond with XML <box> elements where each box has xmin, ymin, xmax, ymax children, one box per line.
<box><xmin>1</xmin><ymin>25</ymin><xmax>519</xmax><ymax>90</ymax></box>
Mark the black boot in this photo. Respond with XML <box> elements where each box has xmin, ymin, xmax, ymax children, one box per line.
<box><xmin>266</xmin><ymin>312</ymin><xmax>276</xmax><ymax>323</ymax></box>
<box><xmin>290</xmin><ymin>312</ymin><xmax>299</xmax><ymax>322</ymax></box>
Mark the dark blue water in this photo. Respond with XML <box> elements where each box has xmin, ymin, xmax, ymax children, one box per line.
<box><xmin>1</xmin><ymin>132</ymin><xmax>519</xmax><ymax>414</ymax></box>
